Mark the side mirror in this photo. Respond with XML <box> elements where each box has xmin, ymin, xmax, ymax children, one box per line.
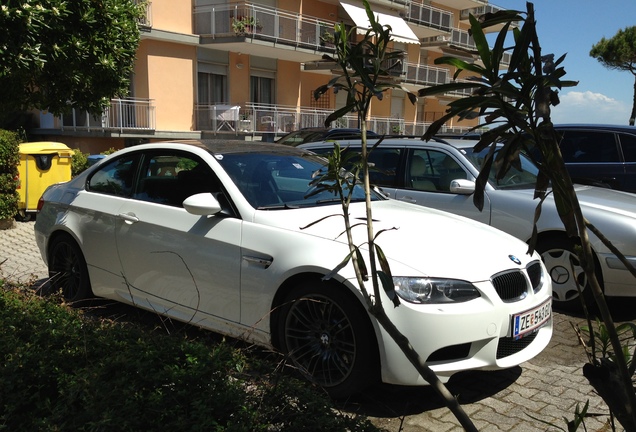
<box><xmin>449</xmin><ymin>179</ymin><xmax>476</xmax><ymax>195</ymax></box>
<box><xmin>182</xmin><ymin>193</ymin><xmax>222</xmax><ymax>215</ymax></box>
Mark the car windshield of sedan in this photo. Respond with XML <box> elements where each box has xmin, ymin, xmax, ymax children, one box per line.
<box><xmin>463</xmin><ymin>147</ymin><xmax>539</xmax><ymax>189</ymax></box>
<box><xmin>216</xmin><ymin>152</ymin><xmax>380</xmax><ymax>209</ymax></box>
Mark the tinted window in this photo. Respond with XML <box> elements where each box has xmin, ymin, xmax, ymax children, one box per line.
<box><xmin>558</xmin><ymin>130</ymin><xmax>619</xmax><ymax>163</ymax></box>
<box><xmin>619</xmin><ymin>133</ymin><xmax>636</xmax><ymax>162</ymax></box>
<box><xmin>369</xmin><ymin>148</ymin><xmax>401</xmax><ymax>187</ymax></box>
<box><xmin>304</xmin><ymin>146</ymin><xmax>402</xmax><ymax>187</ymax></box>
<box><xmin>134</xmin><ymin>151</ymin><xmax>221</xmax><ymax>207</ymax></box>
<box><xmin>88</xmin><ymin>154</ymin><xmax>139</xmax><ymax>197</ymax></box>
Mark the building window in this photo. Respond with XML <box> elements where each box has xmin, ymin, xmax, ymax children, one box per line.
<box><xmin>250</xmin><ymin>75</ymin><xmax>274</xmax><ymax>104</ymax></box>
<box><xmin>198</xmin><ymin>72</ymin><xmax>227</xmax><ymax>104</ymax></box>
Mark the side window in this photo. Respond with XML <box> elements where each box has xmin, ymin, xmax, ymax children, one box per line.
<box><xmin>559</xmin><ymin>131</ymin><xmax>620</xmax><ymax>163</ymax></box>
<box><xmin>619</xmin><ymin>133</ymin><xmax>636</xmax><ymax>162</ymax></box>
<box><xmin>88</xmin><ymin>154</ymin><xmax>138</xmax><ymax>197</ymax></box>
<box><xmin>408</xmin><ymin>150</ymin><xmax>467</xmax><ymax>192</ymax></box>
<box><xmin>369</xmin><ymin>148</ymin><xmax>401</xmax><ymax>187</ymax></box>
<box><xmin>134</xmin><ymin>152</ymin><xmax>221</xmax><ymax>207</ymax></box>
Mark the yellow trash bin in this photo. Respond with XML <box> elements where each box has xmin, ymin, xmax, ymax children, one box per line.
<box><xmin>17</xmin><ymin>142</ymin><xmax>74</xmax><ymax>221</ymax></box>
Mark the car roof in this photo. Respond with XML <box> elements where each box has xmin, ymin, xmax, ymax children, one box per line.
<box><xmin>140</xmin><ymin>139</ymin><xmax>314</xmax><ymax>156</ymax></box>
<box><xmin>301</xmin><ymin>136</ymin><xmax>477</xmax><ymax>152</ymax></box>
<box><xmin>554</xmin><ymin>124</ymin><xmax>636</xmax><ymax>134</ymax></box>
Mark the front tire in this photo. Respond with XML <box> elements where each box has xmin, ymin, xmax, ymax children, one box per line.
<box><xmin>537</xmin><ymin>237</ymin><xmax>598</xmax><ymax>312</ymax></box>
<box><xmin>47</xmin><ymin>235</ymin><xmax>93</xmax><ymax>303</ymax></box>
<box><xmin>278</xmin><ymin>281</ymin><xmax>378</xmax><ymax>398</ymax></box>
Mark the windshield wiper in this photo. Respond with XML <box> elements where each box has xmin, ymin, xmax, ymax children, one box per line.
<box><xmin>256</xmin><ymin>203</ymin><xmax>300</xmax><ymax>210</ymax></box>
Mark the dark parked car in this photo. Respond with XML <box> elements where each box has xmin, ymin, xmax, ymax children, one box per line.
<box><xmin>552</xmin><ymin>124</ymin><xmax>636</xmax><ymax>192</ymax></box>
<box><xmin>276</xmin><ymin>127</ymin><xmax>378</xmax><ymax>146</ymax></box>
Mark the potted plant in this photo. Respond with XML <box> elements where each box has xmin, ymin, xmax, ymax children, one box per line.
<box><xmin>232</xmin><ymin>16</ymin><xmax>262</xmax><ymax>35</ymax></box>
<box><xmin>318</xmin><ymin>23</ymin><xmax>335</xmax><ymax>46</ymax></box>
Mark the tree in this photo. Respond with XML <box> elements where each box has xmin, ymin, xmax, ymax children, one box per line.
<box><xmin>0</xmin><ymin>0</ymin><xmax>144</xmax><ymax>125</ymax></box>
<box><xmin>311</xmin><ymin>2</ymin><xmax>477</xmax><ymax>430</ymax></box>
<box><xmin>420</xmin><ymin>3</ymin><xmax>636</xmax><ymax>429</ymax></box>
<box><xmin>590</xmin><ymin>26</ymin><xmax>636</xmax><ymax>125</ymax></box>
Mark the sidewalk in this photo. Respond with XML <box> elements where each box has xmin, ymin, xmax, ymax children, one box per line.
<box><xmin>0</xmin><ymin>220</ymin><xmax>48</xmax><ymax>283</ymax></box>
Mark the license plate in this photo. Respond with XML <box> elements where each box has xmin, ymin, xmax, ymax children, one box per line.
<box><xmin>512</xmin><ymin>299</ymin><xmax>552</xmax><ymax>339</ymax></box>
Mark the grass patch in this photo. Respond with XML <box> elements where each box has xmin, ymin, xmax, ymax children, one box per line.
<box><xmin>0</xmin><ymin>281</ymin><xmax>380</xmax><ymax>431</ymax></box>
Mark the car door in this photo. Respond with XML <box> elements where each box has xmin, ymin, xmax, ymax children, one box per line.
<box><xmin>78</xmin><ymin>153</ymin><xmax>142</xmax><ymax>293</ymax></box>
<box><xmin>114</xmin><ymin>149</ymin><xmax>242</xmax><ymax>327</ymax></box>
<box><xmin>393</xmin><ymin>148</ymin><xmax>492</xmax><ymax>225</ymax></box>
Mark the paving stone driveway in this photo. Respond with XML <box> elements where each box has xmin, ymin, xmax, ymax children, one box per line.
<box><xmin>2</xmin><ymin>221</ymin><xmax>634</xmax><ymax>431</ymax></box>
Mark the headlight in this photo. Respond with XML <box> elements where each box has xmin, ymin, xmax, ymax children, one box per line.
<box><xmin>394</xmin><ymin>277</ymin><xmax>481</xmax><ymax>304</ymax></box>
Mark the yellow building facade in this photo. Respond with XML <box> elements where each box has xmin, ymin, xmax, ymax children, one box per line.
<box><xmin>32</xmin><ymin>0</ymin><xmax>511</xmax><ymax>154</ymax></box>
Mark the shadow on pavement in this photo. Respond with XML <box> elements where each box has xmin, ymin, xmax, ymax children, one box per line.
<box><xmin>337</xmin><ymin>367</ymin><xmax>521</xmax><ymax>418</ymax></box>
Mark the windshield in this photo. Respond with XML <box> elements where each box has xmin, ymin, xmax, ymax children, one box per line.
<box><xmin>463</xmin><ymin>147</ymin><xmax>539</xmax><ymax>189</ymax></box>
<box><xmin>217</xmin><ymin>152</ymin><xmax>381</xmax><ymax>209</ymax></box>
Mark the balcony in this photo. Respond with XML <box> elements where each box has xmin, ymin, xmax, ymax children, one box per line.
<box><xmin>404</xmin><ymin>63</ymin><xmax>449</xmax><ymax>88</ymax></box>
<box><xmin>404</xmin><ymin>2</ymin><xmax>453</xmax><ymax>38</ymax></box>
<box><xmin>57</xmin><ymin>98</ymin><xmax>156</xmax><ymax>133</ymax></box>
<box><xmin>193</xmin><ymin>2</ymin><xmax>338</xmax><ymax>61</ymax></box>
<box><xmin>194</xmin><ymin>102</ymin><xmax>471</xmax><ymax>139</ymax></box>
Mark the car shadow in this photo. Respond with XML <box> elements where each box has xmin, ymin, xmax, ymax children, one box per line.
<box><xmin>554</xmin><ymin>297</ymin><xmax>636</xmax><ymax>322</ymax></box>
<box><xmin>336</xmin><ymin>367</ymin><xmax>521</xmax><ymax>418</ymax></box>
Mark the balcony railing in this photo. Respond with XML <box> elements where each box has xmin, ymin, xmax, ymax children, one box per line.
<box><xmin>405</xmin><ymin>2</ymin><xmax>453</xmax><ymax>33</ymax></box>
<box><xmin>60</xmin><ymin>98</ymin><xmax>156</xmax><ymax>132</ymax></box>
<box><xmin>194</xmin><ymin>2</ymin><xmax>338</xmax><ymax>53</ymax></box>
<box><xmin>404</xmin><ymin>63</ymin><xmax>449</xmax><ymax>86</ymax></box>
<box><xmin>194</xmin><ymin>102</ymin><xmax>472</xmax><ymax>138</ymax></box>
<box><xmin>460</xmin><ymin>3</ymin><xmax>504</xmax><ymax>20</ymax></box>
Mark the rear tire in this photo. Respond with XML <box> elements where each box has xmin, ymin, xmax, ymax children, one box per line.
<box><xmin>537</xmin><ymin>236</ymin><xmax>598</xmax><ymax>312</ymax></box>
<box><xmin>277</xmin><ymin>281</ymin><xmax>378</xmax><ymax>398</ymax></box>
<box><xmin>47</xmin><ymin>235</ymin><xmax>93</xmax><ymax>303</ymax></box>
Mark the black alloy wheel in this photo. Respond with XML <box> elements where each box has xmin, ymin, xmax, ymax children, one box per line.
<box><xmin>48</xmin><ymin>235</ymin><xmax>92</xmax><ymax>303</ymax></box>
<box><xmin>278</xmin><ymin>282</ymin><xmax>377</xmax><ymax>398</ymax></box>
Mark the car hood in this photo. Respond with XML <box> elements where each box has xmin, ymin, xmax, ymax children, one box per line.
<box><xmin>254</xmin><ymin>199</ymin><xmax>535</xmax><ymax>281</ymax></box>
<box><xmin>509</xmin><ymin>184</ymin><xmax>636</xmax><ymax>219</ymax></box>
<box><xmin>573</xmin><ymin>185</ymin><xmax>636</xmax><ymax>218</ymax></box>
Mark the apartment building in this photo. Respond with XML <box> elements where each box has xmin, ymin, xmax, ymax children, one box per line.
<box><xmin>32</xmin><ymin>0</ymin><xmax>511</xmax><ymax>154</ymax></box>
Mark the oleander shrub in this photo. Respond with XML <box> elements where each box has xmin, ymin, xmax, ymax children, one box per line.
<box><xmin>0</xmin><ymin>130</ymin><xmax>19</xmax><ymax>221</ymax></box>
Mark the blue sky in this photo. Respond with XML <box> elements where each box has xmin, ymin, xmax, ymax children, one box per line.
<box><xmin>487</xmin><ymin>1</ymin><xmax>636</xmax><ymax>125</ymax></box>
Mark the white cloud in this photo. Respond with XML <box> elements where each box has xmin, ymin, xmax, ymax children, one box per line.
<box><xmin>551</xmin><ymin>90</ymin><xmax>631</xmax><ymax>125</ymax></box>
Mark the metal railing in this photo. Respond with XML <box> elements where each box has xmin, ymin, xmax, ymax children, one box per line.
<box><xmin>61</xmin><ymin>98</ymin><xmax>156</xmax><ymax>132</ymax></box>
<box><xmin>193</xmin><ymin>2</ymin><xmax>338</xmax><ymax>52</ymax></box>
<box><xmin>405</xmin><ymin>63</ymin><xmax>449</xmax><ymax>86</ymax></box>
<box><xmin>405</xmin><ymin>2</ymin><xmax>453</xmax><ymax>33</ymax></box>
<box><xmin>194</xmin><ymin>102</ymin><xmax>472</xmax><ymax>138</ymax></box>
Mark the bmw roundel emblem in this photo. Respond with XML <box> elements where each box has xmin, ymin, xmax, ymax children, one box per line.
<box><xmin>509</xmin><ymin>255</ymin><xmax>522</xmax><ymax>265</ymax></box>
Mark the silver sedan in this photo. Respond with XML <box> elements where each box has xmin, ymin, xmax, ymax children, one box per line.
<box><xmin>301</xmin><ymin>137</ymin><xmax>636</xmax><ymax>311</ymax></box>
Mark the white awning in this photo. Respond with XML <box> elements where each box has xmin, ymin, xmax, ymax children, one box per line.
<box><xmin>340</xmin><ymin>1</ymin><xmax>420</xmax><ymax>45</ymax></box>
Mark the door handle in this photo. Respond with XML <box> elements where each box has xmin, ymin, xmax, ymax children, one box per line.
<box><xmin>398</xmin><ymin>196</ymin><xmax>417</xmax><ymax>204</ymax></box>
<box><xmin>118</xmin><ymin>212</ymin><xmax>140</xmax><ymax>224</ymax></box>
<box><xmin>243</xmin><ymin>255</ymin><xmax>273</xmax><ymax>268</ymax></box>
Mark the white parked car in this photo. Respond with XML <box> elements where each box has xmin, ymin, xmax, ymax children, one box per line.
<box><xmin>301</xmin><ymin>137</ymin><xmax>636</xmax><ymax>311</ymax></box>
<box><xmin>34</xmin><ymin>140</ymin><xmax>552</xmax><ymax>397</ymax></box>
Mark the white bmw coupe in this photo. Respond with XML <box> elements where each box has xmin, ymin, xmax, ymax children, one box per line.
<box><xmin>34</xmin><ymin>140</ymin><xmax>552</xmax><ymax>397</ymax></box>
